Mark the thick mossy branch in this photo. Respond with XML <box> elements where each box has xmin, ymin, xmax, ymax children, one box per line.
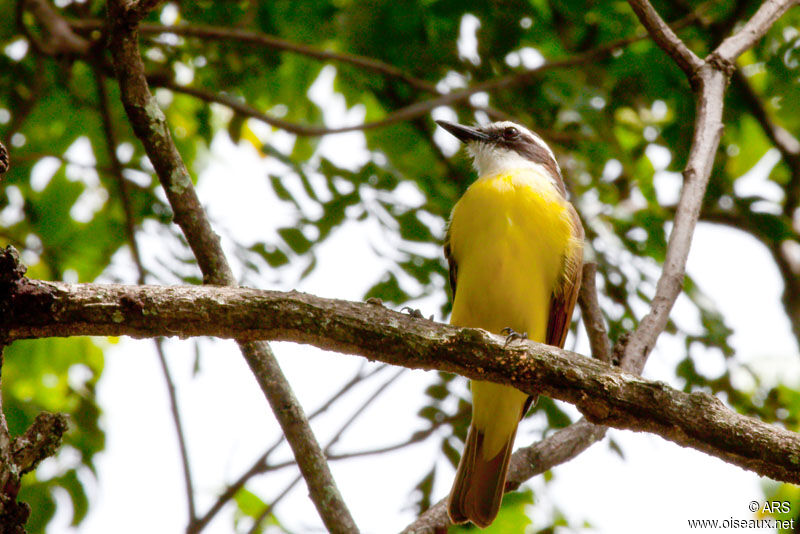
<box><xmin>2</xmin><ymin>275</ymin><xmax>799</xmax><ymax>484</ymax></box>
<box><xmin>0</xmin><ymin>407</ymin><xmax>67</xmax><ymax>532</ymax></box>
<box><xmin>12</xmin><ymin>412</ymin><xmax>68</xmax><ymax>476</ymax></box>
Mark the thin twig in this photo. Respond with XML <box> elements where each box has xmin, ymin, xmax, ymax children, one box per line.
<box><xmin>732</xmin><ymin>69</ymin><xmax>800</xmax><ymax>215</ymax></box>
<box><xmin>577</xmin><ymin>262</ymin><xmax>611</xmax><ymax>363</ymax></box>
<box><xmin>94</xmin><ymin>64</ymin><xmax>198</xmax><ymax>522</ymax></box>
<box><xmin>324</xmin><ymin>368</ymin><xmax>405</xmax><ymax>452</ymax></box>
<box><xmin>248</xmin><ymin>474</ymin><xmax>302</xmax><ymax>534</ymax></box>
<box><xmin>326</xmin><ymin>410</ymin><xmax>461</xmax><ymax>462</ymax></box>
<box><xmin>712</xmin><ymin>0</ymin><xmax>799</xmax><ymax>63</ymax></box>
<box><xmin>105</xmin><ymin>3</ymin><xmax>359</xmax><ymax>532</ymax></box>
<box><xmin>39</xmin><ymin>3</ymin><xmax>698</xmax><ymax>143</ymax></box>
<box><xmin>70</xmin><ymin>19</ymin><xmax>438</xmax><ymax>93</ymax></box>
<box><xmin>186</xmin><ymin>363</ymin><xmax>388</xmax><ymax>533</ymax></box>
<box><xmin>149</xmin><ymin>14</ymin><xmax>701</xmax><ymax>138</ymax></box>
<box><xmin>154</xmin><ymin>339</ymin><xmax>197</xmax><ymax>520</ymax></box>
<box><xmin>622</xmin><ymin>0</ymin><xmax>796</xmax><ymax>372</ymax></box>
<box><xmin>23</xmin><ymin>0</ymin><xmax>89</xmax><ymax>55</ymax></box>
<box><xmin>626</xmin><ymin>0</ymin><xmax>703</xmax><ymax>78</ymax></box>
<box><xmin>401</xmin><ymin>420</ymin><xmax>607</xmax><ymax>533</ymax></box>
<box><xmin>248</xmin><ymin>368</ymin><xmax>405</xmax><ymax>534</ymax></box>
<box><xmin>92</xmin><ymin>67</ymin><xmax>147</xmax><ymax>283</ymax></box>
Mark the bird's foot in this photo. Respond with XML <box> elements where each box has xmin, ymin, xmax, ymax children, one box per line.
<box><xmin>501</xmin><ymin>327</ymin><xmax>528</xmax><ymax>348</ymax></box>
<box><xmin>402</xmin><ymin>306</ymin><xmax>433</xmax><ymax>321</ymax></box>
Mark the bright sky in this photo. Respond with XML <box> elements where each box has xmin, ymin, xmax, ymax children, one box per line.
<box><xmin>40</xmin><ymin>19</ymin><xmax>800</xmax><ymax>534</ymax></box>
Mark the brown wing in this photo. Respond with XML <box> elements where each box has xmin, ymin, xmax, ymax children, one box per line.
<box><xmin>546</xmin><ymin>204</ymin><xmax>585</xmax><ymax>348</ymax></box>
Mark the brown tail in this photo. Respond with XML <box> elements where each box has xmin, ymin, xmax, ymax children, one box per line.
<box><xmin>447</xmin><ymin>423</ymin><xmax>518</xmax><ymax>528</ymax></box>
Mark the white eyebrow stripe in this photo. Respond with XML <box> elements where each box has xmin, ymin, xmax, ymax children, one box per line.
<box><xmin>484</xmin><ymin>120</ymin><xmax>559</xmax><ymax>169</ymax></box>
<box><xmin>468</xmin><ymin>121</ymin><xmax>565</xmax><ymax>195</ymax></box>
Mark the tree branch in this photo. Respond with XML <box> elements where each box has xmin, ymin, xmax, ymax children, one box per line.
<box><xmin>403</xmin><ymin>419</ymin><xmax>607</xmax><ymax>533</ymax></box>
<box><xmin>10</xmin><ymin>412</ymin><xmax>68</xmax><ymax>477</ymax></box>
<box><xmin>30</xmin><ymin>1</ymin><xmax>699</xmax><ymax>143</ymax></box>
<box><xmin>104</xmin><ymin>3</ymin><xmax>359</xmax><ymax>532</ymax></box>
<box><xmin>577</xmin><ymin>262</ymin><xmax>611</xmax><ymax>363</ymax></box>
<box><xmin>732</xmin><ymin>69</ymin><xmax>800</xmax><ymax>215</ymax></box>
<box><xmin>3</xmin><ymin>275</ymin><xmax>800</xmax><ymax>484</ymax></box>
<box><xmin>187</xmin><ymin>364</ymin><xmax>388</xmax><ymax>533</ymax></box>
<box><xmin>621</xmin><ymin>0</ymin><xmax>797</xmax><ymax>371</ymax></box>
<box><xmin>23</xmin><ymin>0</ymin><xmax>90</xmax><ymax>56</ymax></box>
<box><xmin>695</xmin><ymin>208</ymin><xmax>800</xmax><ymax>347</ymax></box>
<box><xmin>626</xmin><ymin>0</ymin><xmax>703</xmax><ymax>78</ymax></box>
<box><xmin>70</xmin><ymin>12</ymin><xmax>699</xmax><ymax>127</ymax></box>
<box><xmin>0</xmin><ymin>347</ymin><xmax>19</xmax><ymax>522</ymax></box>
<box><xmin>151</xmin><ymin>339</ymin><xmax>198</xmax><ymax>521</ymax></box>
<box><xmin>94</xmin><ymin>64</ymin><xmax>198</xmax><ymax>523</ymax></box>
<box><xmin>248</xmin><ymin>368</ymin><xmax>404</xmax><ymax>534</ymax></box>
<box><xmin>622</xmin><ymin>66</ymin><xmax>727</xmax><ymax>372</ymax></box>
<box><xmin>712</xmin><ymin>0</ymin><xmax>799</xmax><ymax>64</ymax></box>
<box><xmin>93</xmin><ymin>66</ymin><xmax>147</xmax><ymax>281</ymax></box>
<box><xmin>70</xmin><ymin>19</ymin><xmax>439</xmax><ymax>93</ymax></box>
<box><xmin>0</xmin><ymin>282</ymin><xmax>68</xmax><ymax>531</ymax></box>
<box><xmin>148</xmin><ymin>18</ymin><xmax>700</xmax><ymax>138</ymax></box>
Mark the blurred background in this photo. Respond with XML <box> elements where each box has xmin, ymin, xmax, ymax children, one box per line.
<box><xmin>1</xmin><ymin>1</ymin><xmax>799</xmax><ymax>532</ymax></box>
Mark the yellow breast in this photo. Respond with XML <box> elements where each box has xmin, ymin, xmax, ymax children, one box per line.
<box><xmin>448</xmin><ymin>168</ymin><xmax>574</xmax><ymax>342</ymax></box>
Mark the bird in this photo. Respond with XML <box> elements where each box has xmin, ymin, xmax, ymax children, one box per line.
<box><xmin>437</xmin><ymin>119</ymin><xmax>584</xmax><ymax>528</ymax></box>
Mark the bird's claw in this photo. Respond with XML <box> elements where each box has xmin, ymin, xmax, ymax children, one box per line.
<box><xmin>402</xmin><ymin>306</ymin><xmax>433</xmax><ymax>321</ymax></box>
<box><xmin>501</xmin><ymin>327</ymin><xmax>528</xmax><ymax>347</ymax></box>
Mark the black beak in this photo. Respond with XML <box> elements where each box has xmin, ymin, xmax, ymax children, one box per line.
<box><xmin>435</xmin><ymin>120</ymin><xmax>491</xmax><ymax>143</ymax></box>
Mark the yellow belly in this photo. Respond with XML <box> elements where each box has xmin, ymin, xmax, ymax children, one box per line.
<box><xmin>449</xmin><ymin>169</ymin><xmax>573</xmax><ymax>337</ymax></box>
<box><xmin>448</xmin><ymin>168</ymin><xmax>574</xmax><ymax>457</ymax></box>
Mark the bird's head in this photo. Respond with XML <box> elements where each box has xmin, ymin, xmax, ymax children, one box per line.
<box><xmin>436</xmin><ymin>120</ymin><xmax>564</xmax><ymax>194</ymax></box>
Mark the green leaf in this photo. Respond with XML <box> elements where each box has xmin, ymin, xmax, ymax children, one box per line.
<box><xmin>234</xmin><ymin>487</ymin><xmax>267</xmax><ymax>519</ymax></box>
<box><xmin>277</xmin><ymin>226</ymin><xmax>313</xmax><ymax>254</ymax></box>
<box><xmin>249</xmin><ymin>242</ymin><xmax>290</xmax><ymax>267</ymax></box>
<box><xmin>448</xmin><ymin>489</ymin><xmax>534</xmax><ymax>533</ymax></box>
<box><xmin>364</xmin><ymin>271</ymin><xmax>410</xmax><ymax>304</ymax></box>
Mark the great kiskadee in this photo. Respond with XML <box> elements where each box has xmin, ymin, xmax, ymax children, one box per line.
<box><xmin>437</xmin><ymin>119</ymin><xmax>584</xmax><ymax>528</ymax></box>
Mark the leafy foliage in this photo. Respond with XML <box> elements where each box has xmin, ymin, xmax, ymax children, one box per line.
<box><xmin>3</xmin><ymin>338</ymin><xmax>103</xmax><ymax>529</ymax></box>
<box><xmin>1</xmin><ymin>0</ymin><xmax>799</xmax><ymax>531</ymax></box>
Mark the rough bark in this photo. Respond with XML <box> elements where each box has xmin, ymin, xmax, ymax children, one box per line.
<box><xmin>2</xmin><ymin>272</ymin><xmax>799</xmax><ymax>485</ymax></box>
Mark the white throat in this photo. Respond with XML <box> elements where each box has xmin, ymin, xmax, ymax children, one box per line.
<box><xmin>469</xmin><ymin>143</ymin><xmax>562</xmax><ymax>190</ymax></box>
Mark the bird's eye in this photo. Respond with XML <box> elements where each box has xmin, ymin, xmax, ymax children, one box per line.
<box><xmin>502</xmin><ymin>126</ymin><xmax>519</xmax><ymax>139</ymax></box>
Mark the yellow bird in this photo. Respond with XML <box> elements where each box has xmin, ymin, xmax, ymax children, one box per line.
<box><xmin>437</xmin><ymin>120</ymin><xmax>584</xmax><ymax>528</ymax></box>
